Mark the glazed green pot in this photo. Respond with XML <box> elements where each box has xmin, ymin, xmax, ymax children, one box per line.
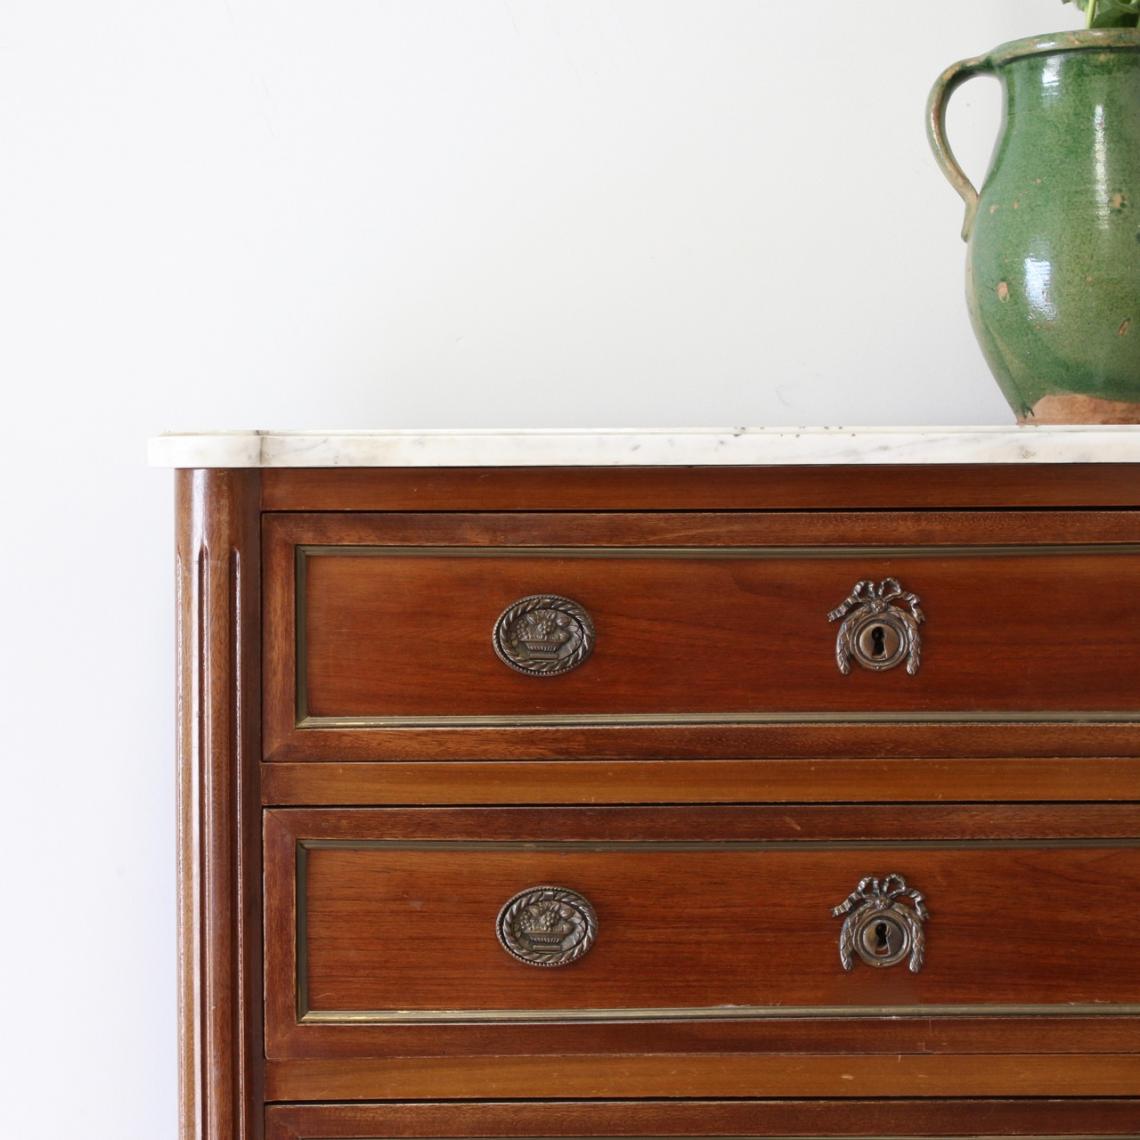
<box><xmin>928</xmin><ymin>31</ymin><xmax>1140</xmax><ymax>423</ymax></box>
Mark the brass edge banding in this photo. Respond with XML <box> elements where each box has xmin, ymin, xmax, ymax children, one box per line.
<box><xmin>298</xmin><ymin>710</ymin><xmax>1140</xmax><ymax>728</ymax></box>
<box><xmin>295</xmin><ymin>840</ymin><xmax>309</xmax><ymax>1022</ymax></box>
<box><xmin>298</xmin><ymin>543</ymin><xmax>1140</xmax><ymax>559</ymax></box>
<box><xmin>301</xmin><ymin>838</ymin><xmax>1140</xmax><ymax>852</ymax></box>
<box><xmin>294</xmin><ymin>543</ymin><xmax>309</xmax><ymax>722</ymax></box>
<box><xmin>299</xmin><ymin>1002</ymin><xmax>1140</xmax><ymax>1025</ymax></box>
<box><xmin>292</xmin><ymin>543</ymin><xmax>1140</xmax><ymax>730</ymax></box>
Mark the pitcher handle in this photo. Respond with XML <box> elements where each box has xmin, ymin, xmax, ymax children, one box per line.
<box><xmin>926</xmin><ymin>54</ymin><xmax>995</xmax><ymax>242</ymax></box>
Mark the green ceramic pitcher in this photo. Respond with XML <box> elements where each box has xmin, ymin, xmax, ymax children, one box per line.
<box><xmin>928</xmin><ymin>30</ymin><xmax>1140</xmax><ymax>422</ymax></box>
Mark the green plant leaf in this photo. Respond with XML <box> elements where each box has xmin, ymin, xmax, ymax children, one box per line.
<box><xmin>1064</xmin><ymin>0</ymin><xmax>1140</xmax><ymax>25</ymax></box>
<box><xmin>1093</xmin><ymin>0</ymin><xmax>1140</xmax><ymax>25</ymax></box>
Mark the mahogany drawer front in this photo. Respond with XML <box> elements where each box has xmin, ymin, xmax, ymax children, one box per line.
<box><xmin>264</xmin><ymin>806</ymin><xmax>1140</xmax><ymax>1062</ymax></box>
<box><xmin>265</xmin><ymin>1100</ymin><xmax>1140</xmax><ymax>1139</ymax></box>
<box><xmin>263</xmin><ymin>511</ymin><xmax>1140</xmax><ymax>762</ymax></box>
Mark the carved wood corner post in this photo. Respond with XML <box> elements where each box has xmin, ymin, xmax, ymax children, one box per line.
<box><xmin>176</xmin><ymin>470</ymin><xmax>263</xmax><ymax>1140</ymax></box>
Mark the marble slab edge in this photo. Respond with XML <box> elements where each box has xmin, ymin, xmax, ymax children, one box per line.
<box><xmin>147</xmin><ymin>427</ymin><xmax>1140</xmax><ymax>468</ymax></box>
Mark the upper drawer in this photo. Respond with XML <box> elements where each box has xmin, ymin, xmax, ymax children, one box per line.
<box><xmin>263</xmin><ymin>511</ymin><xmax>1140</xmax><ymax>761</ymax></box>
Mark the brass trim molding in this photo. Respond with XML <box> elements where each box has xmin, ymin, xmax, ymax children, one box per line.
<box><xmin>299</xmin><ymin>1003</ymin><xmax>1140</xmax><ymax>1026</ymax></box>
<box><xmin>292</xmin><ymin>542</ymin><xmax>1140</xmax><ymax>729</ymax></box>
<box><xmin>302</xmin><ymin>838</ymin><xmax>1140</xmax><ymax>852</ymax></box>
<box><xmin>298</xmin><ymin>543</ymin><xmax>1140</xmax><ymax>559</ymax></box>
<box><xmin>295</xmin><ymin>840</ymin><xmax>308</xmax><ymax>1023</ymax></box>
<box><xmin>298</xmin><ymin>710</ymin><xmax>1140</xmax><ymax>728</ymax></box>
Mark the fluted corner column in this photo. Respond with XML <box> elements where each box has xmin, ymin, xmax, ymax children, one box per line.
<box><xmin>176</xmin><ymin>469</ymin><xmax>262</xmax><ymax>1140</ymax></box>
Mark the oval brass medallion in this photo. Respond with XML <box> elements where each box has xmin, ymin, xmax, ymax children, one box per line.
<box><xmin>492</xmin><ymin>595</ymin><xmax>595</xmax><ymax>676</ymax></box>
<box><xmin>496</xmin><ymin>885</ymin><xmax>598</xmax><ymax>967</ymax></box>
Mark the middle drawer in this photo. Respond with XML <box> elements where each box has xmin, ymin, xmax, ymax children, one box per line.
<box><xmin>264</xmin><ymin>805</ymin><xmax>1140</xmax><ymax>1061</ymax></box>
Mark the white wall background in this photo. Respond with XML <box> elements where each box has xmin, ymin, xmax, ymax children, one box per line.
<box><xmin>0</xmin><ymin>2</ymin><xmax>1085</xmax><ymax>1135</ymax></box>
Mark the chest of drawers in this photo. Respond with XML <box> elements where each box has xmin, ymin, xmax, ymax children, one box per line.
<box><xmin>153</xmin><ymin>428</ymin><xmax>1140</xmax><ymax>1140</ymax></box>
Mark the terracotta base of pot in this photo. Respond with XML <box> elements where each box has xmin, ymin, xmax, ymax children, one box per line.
<box><xmin>1019</xmin><ymin>394</ymin><xmax>1140</xmax><ymax>425</ymax></box>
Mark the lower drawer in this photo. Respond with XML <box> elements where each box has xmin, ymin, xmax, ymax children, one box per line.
<box><xmin>265</xmin><ymin>1100</ymin><xmax>1140</xmax><ymax>1139</ymax></box>
<box><xmin>264</xmin><ymin>805</ymin><xmax>1140</xmax><ymax>1066</ymax></box>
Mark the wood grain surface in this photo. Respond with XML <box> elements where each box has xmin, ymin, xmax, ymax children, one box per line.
<box><xmin>259</xmin><ymin>463</ymin><xmax>1140</xmax><ymax>511</ymax></box>
<box><xmin>265</xmin><ymin>1099</ymin><xmax>1140</xmax><ymax>1138</ymax></box>
<box><xmin>264</xmin><ymin>1052</ymin><xmax>1140</xmax><ymax>1101</ymax></box>
<box><xmin>260</xmin><ymin>755</ymin><xmax>1140</xmax><ymax>806</ymax></box>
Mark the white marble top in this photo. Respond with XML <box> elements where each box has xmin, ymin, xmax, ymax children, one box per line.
<box><xmin>147</xmin><ymin>427</ymin><xmax>1140</xmax><ymax>468</ymax></box>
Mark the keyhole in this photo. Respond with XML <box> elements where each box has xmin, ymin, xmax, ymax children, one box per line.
<box><xmin>873</xmin><ymin>920</ymin><xmax>891</xmax><ymax>955</ymax></box>
<box><xmin>870</xmin><ymin>627</ymin><xmax>886</xmax><ymax>658</ymax></box>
